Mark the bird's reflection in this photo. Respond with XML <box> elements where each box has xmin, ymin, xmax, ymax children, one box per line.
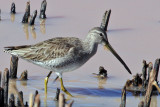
<box><xmin>23</xmin><ymin>24</ymin><xmax>29</xmax><ymax>40</ymax></box>
<box><xmin>40</xmin><ymin>19</ymin><xmax>46</xmax><ymax>34</ymax></box>
<box><xmin>10</xmin><ymin>14</ymin><xmax>15</xmax><ymax>22</ymax></box>
<box><xmin>30</xmin><ymin>25</ymin><xmax>37</xmax><ymax>39</ymax></box>
<box><xmin>98</xmin><ymin>78</ymin><xmax>107</xmax><ymax>89</ymax></box>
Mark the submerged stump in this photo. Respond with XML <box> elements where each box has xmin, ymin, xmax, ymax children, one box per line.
<box><xmin>19</xmin><ymin>70</ymin><xmax>28</xmax><ymax>80</ymax></box>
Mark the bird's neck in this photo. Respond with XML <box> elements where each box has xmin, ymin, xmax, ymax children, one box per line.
<box><xmin>83</xmin><ymin>35</ymin><xmax>98</xmax><ymax>56</ymax></box>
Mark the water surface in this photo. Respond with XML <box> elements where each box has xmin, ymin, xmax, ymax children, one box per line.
<box><xmin>0</xmin><ymin>0</ymin><xmax>160</xmax><ymax>107</ymax></box>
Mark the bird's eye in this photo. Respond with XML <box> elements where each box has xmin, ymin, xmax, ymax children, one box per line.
<box><xmin>100</xmin><ymin>33</ymin><xmax>103</xmax><ymax>36</ymax></box>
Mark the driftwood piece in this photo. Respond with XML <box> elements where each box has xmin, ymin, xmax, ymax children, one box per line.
<box><xmin>10</xmin><ymin>56</ymin><xmax>18</xmax><ymax>79</ymax></box>
<box><xmin>120</xmin><ymin>86</ymin><xmax>126</xmax><ymax>107</ymax></box>
<box><xmin>144</xmin><ymin>59</ymin><xmax>160</xmax><ymax>107</ymax></box>
<box><xmin>39</xmin><ymin>0</ymin><xmax>47</xmax><ymax>19</ymax></box>
<box><xmin>29</xmin><ymin>10</ymin><xmax>37</xmax><ymax>25</ymax></box>
<box><xmin>2</xmin><ymin>68</ymin><xmax>9</xmax><ymax>106</ymax></box>
<box><xmin>11</xmin><ymin>2</ymin><xmax>16</xmax><ymax>14</ymax></box>
<box><xmin>22</xmin><ymin>2</ymin><xmax>30</xmax><ymax>23</ymax></box>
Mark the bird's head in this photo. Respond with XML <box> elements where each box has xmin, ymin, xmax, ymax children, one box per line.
<box><xmin>88</xmin><ymin>10</ymin><xmax>132</xmax><ymax>75</ymax></box>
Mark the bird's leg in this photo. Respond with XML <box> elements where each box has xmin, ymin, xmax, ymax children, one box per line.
<box><xmin>44</xmin><ymin>71</ymin><xmax>53</xmax><ymax>94</ymax></box>
<box><xmin>60</xmin><ymin>77</ymin><xmax>73</xmax><ymax>97</ymax></box>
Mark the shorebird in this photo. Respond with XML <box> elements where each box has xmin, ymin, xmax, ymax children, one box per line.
<box><xmin>4</xmin><ymin>10</ymin><xmax>132</xmax><ymax>96</ymax></box>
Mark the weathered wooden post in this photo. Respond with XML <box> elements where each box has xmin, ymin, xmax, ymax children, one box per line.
<box><xmin>39</xmin><ymin>0</ymin><xmax>47</xmax><ymax>19</ymax></box>
<box><xmin>29</xmin><ymin>10</ymin><xmax>37</xmax><ymax>25</ymax></box>
<box><xmin>17</xmin><ymin>91</ymin><xmax>24</xmax><ymax>107</ymax></box>
<box><xmin>142</xmin><ymin>60</ymin><xmax>147</xmax><ymax>88</ymax></box>
<box><xmin>9</xmin><ymin>93</ymin><xmax>15</xmax><ymax>107</ymax></box>
<box><xmin>34</xmin><ymin>94</ymin><xmax>40</xmax><ymax>107</ymax></box>
<box><xmin>154</xmin><ymin>59</ymin><xmax>160</xmax><ymax>81</ymax></box>
<box><xmin>33</xmin><ymin>90</ymin><xmax>38</xmax><ymax>106</ymax></box>
<box><xmin>0</xmin><ymin>71</ymin><xmax>1</xmax><ymax>87</ymax></box>
<box><xmin>11</xmin><ymin>2</ymin><xmax>16</xmax><ymax>14</ymax></box>
<box><xmin>54</xmin><ymin>88</ymin><xmax>60</xmax><ymax>101</ymax></box>
<box><xmin>0</xmin><ymin>87</ymin><xmax>4</xmax><ymax>106</ymax></box>
<box><xmin>147</xmin><ymin>62</ymin><xmax>153</xmax><ymax>82</ymax></box>
<box><xmin>144</xmin><ymin>59</ymin><xmax>160</xmax><ymax>107</ymax></box>
<box><xmin>2</xmin><ymin>68</ymin><xmax>9</xmax><ymax>106</ymax></box>
<box><xmin>10</xmin><ymin>56</ymin><xmax>18</xmax><ymax>79</ymax></box>
<box><xmin>22</xmin><ymin>2</ymin><xmax>30</xmax><ymax>23</ymax></box>
<box><xmin>120</xmin><ymin>86</ymin><xmax>126</xmax><ymax>107</ymax></box>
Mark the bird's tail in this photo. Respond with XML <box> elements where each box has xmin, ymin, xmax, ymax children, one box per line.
<box><xmin>4</xmin><ymin>45</ymin><xmax>31</xmax><ymax>56</ymax></box>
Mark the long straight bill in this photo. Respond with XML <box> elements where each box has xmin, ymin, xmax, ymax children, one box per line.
<box><xmin>105</xmin><ymin>43</ymin><xmax>132</xmax><ymax>74</ymax></box>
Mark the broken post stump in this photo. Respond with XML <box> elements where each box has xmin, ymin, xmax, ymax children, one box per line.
<box><xmin>10</xmin><ymin>55</ymin><xmax>19</xmax><ymax>79</ymax></box>
<box><xmin>0</xmin><ymin>88</ymin><xmax>4</xmax><ymax>106</ymax></box>
<box><xmin>54</xmin><ymin>88</ymin><xmax>60</xmax><ymax>101</ymax></box>
<box><xmin>29</xmin><ymin>10</ymin><xmax>37</xmax><ymax>25</ymax></box>
<box><xmin>120</xmin><ymin>86</ymin><xmax>126</xmax><ymax>107</ymax></box>
<box><xmin>39</xmin><ymin>0</ymin><xmax>47</xmax><ymax>19</ymax></box>
<box><xmin>142</xmin><ymin>60</ymin><xmax>147</xmax><ymax>88</ymax></box>
<box><xmin>11</xmin><ymin>2</ymin><xmax>16</xmax><ymax>14</ymax></box>
<box><xmin>9</xmin><ymin>93</ymin><xmax>15</xmax><ymax>107</ymax></box>
<box><xmin>2</xmin><ymin>68</ymin><xmax>9</xmax><ymax>106</ymax></box>
<box><xmin>144</xmin><ymin>59</ymin><xmax>160</xmax><ymax>107</ymax></box>
<box><xmin>19</xmin><ymin>70</ymin><xmax>28</xmax><ymax>80</ymax></box>
<box><xmin>22</xmin><ymin>2</ymin><xmax>30</xmax><ymax>23</ymax></box>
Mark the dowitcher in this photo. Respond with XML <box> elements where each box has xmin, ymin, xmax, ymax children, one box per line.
<box><xmin>4</xmin><ymin>10</ymin><xmax>131</xmax><ymax>96</ymax></box>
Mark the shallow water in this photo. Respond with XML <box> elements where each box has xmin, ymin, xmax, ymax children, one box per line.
<box><xmin>0</xmin><ymin>0</ymin><xmax>160</xmax><ymax>107</ymax></box>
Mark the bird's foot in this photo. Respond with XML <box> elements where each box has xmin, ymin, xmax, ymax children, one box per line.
<box><xmin>61</xmin><ymin>86</ymin><xmax>73</xmax><ymax>97</ymax></box>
